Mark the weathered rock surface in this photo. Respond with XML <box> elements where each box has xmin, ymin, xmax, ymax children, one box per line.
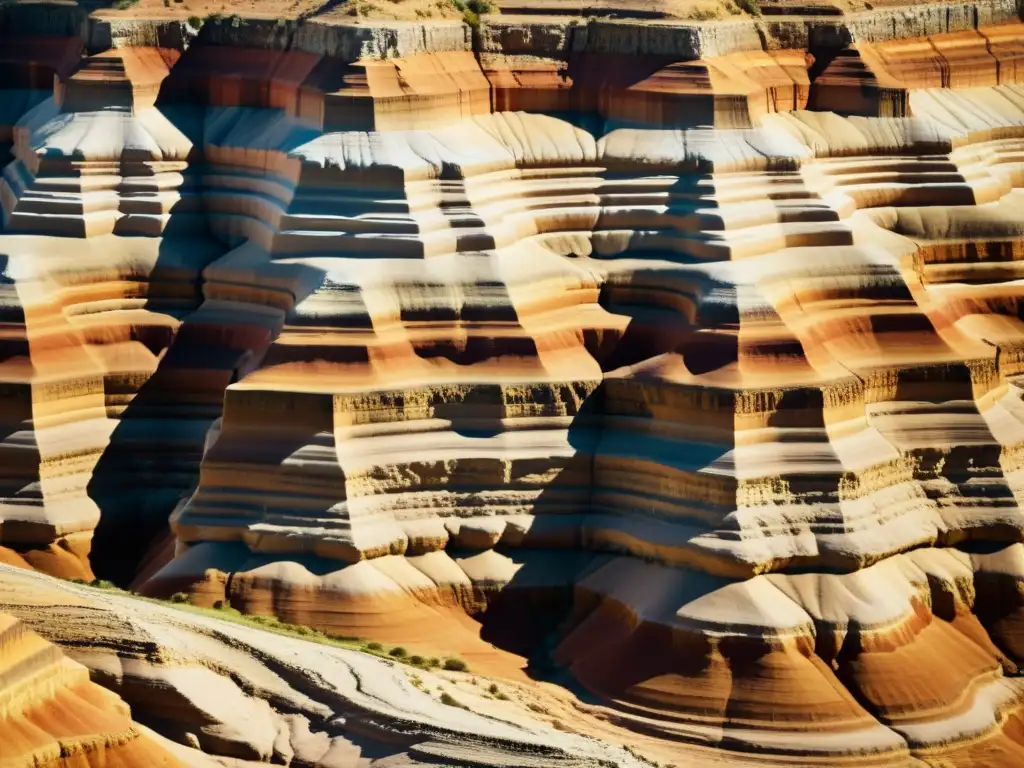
<box><xmin>2</xmin><ymin>2</ymin><xmax>1024</xmax><ymax>766</ymax></box>
<box><xmin>0</xmin><ymin>604</ymin><xmax>183</xmax><ymax>767</ymax></box>
<box><xmin>0</xmin><ymin>564</ymin><xmax>642</xmax><ymax>767</ymax></box>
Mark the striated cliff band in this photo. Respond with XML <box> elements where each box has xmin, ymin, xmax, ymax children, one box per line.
<box><xmin>3</xmin><ymin>0</ymin><xmax>1024</xmax><ymax>765</ymax></box>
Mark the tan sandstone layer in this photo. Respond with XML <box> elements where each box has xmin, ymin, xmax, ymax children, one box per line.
<box><xmin>0</xmin><ymin>607</ymin><xmax>184</xmax><ymax>768</ymax></box>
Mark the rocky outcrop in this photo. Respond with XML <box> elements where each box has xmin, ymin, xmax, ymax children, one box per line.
<box><xmin>0</xmin><ymin>607</ymin><xmax>183</xmax><ymax>767</ymax></box>
<box><xmin>0</xmin><ymin>564</ymin><xmax>642</xmax><ymax>767</ymax></box>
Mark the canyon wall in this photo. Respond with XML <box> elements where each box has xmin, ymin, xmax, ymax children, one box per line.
<box><xmin>2</xmin><ymin>2</ymin><xmax>1024</xmax><ymax>765</ymax></box>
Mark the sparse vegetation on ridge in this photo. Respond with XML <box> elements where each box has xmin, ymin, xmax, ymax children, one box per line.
<box><xmin>64</xmin><ymin>577</ymin><xmax>471</xmax><ymax>672</ymax></box>
<box><xmin>440</xmin><ymin>691</ymin><xmax>468</xmax><ymax>708</ymax></box>
<box><xmin>451</xmin><ymin>0</ymin><xmax>494</xmax><ymax>27</ymax></box>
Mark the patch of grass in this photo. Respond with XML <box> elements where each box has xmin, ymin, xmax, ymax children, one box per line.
<box><xmin>687</xmin><ymin>8</ymin><xmax>720</xmax><ymax>20</ymax></box>
<box><xmin>734</xmin><ymin>0</ymin><xmax>761</xmax><ymax>15</ymax></box>
<box><xmin>451</xmin><ymin>0</ymin><xmax>493</xmax><ymax>27</ymax></box>
<box><xmin>187</xmin><ymin>15</ymin><xmax>202</xmax><ymax>27</ymax></box>
<box><xmin>61</xmin><ymin>579</ymin><xmax>471</xmax><ymax>677</ymax></box>
<box><xmin>440</xmin><ymin>692</ymin><xmax>468</xmax><ymax>709</ymax></box>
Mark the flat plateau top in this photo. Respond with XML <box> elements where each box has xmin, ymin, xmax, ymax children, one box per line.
<box><xmin>0</xmin><ymin>0</ymin><xmax>956</xmax><ymax>25</ymax></box>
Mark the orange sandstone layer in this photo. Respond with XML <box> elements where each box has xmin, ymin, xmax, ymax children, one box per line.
<box><xmin>0</xmin><ymin>611</ymin><xmax>183</xmax><ymax>768</ymax></box>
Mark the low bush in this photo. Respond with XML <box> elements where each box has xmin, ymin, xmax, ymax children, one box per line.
<box><xmin>439</xmin><ymin>692</ymin><xmax>467</xmax><ymax>709</ymax></box>
<box><xmin>388</xmin><ymin>646</ymin><xmax>408</xmax><ymax>658</ymax></box>
<box><xmin>442</xmin><ymin>658</ymin><xmax>468</xmax><ymax>672</ymax></box>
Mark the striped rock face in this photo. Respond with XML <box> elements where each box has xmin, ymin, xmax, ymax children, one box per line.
<box><xmin>2</xmin><ymin>8</ymin><xmax>1024</xmax><ymax>766</ymax></box>
<box><xmin>0</xmin><ymin>610</ymin><xmax>183</xmax><ymax>767</ymax></box>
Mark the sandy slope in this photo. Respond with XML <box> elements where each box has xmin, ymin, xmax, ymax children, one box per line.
<box><xmin>0</xmin><ymin>564</ymin><xmax>645</xmax><ymax>767</ymax></box>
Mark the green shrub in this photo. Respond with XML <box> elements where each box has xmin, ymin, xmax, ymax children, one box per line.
<box><xmin>427</xmin><ymin>657</ymin><xmax>440</xmax><ymax>668</ymax></box>
<box><xmin>366</xmin><ymin>641</ymin><xmax>383</xmax><ymax>651</ymax></box>
<box><xmin>735</xmin><ymin>0</ymin><xmax>761</xmax><ymax>15</ymax></box>
<box><xmin>452</xmin><ymin>0</ymin><xmax>493</xmax><ymax>27</ymax></box>
<box><xmin>187</xmin><ymin>15</ymin><xmax>202</xmax><ymax>27</ymax></box>
<box><xmin>439</xmin><ymin>692</ymin><xmax>467</xmax><ymax>709</ymax></box>
<box><xmin>114</xmin><ymin>0</ymin><xmax>140</xmax><ymax>9</ymax></box>
<box><xmin>488</xmin><ymin>683</ymin><xmax>499</xmax><ymax>695</ymax></box>
<box><xmin>442</xmin><ymin>658</ymin><xmax>467</xmax><ymax>672</ymax></box>
<box><xmin>389</xmin><ymin>646</ymin><xmax>408</xmax><ymax>658</ymax></box>
<box><xmin>90</xmin><ymin>579</ymin><xmax>118</xmax><ymax>590</ymax></box>
<box><xmin>229</xmin><ymin>14</ymin><xmax>243</xmax><ymax>28</ymax></box>
<box><xmin>495</xmin><ymin>691</ymin><xmax>509</xmax><ymax>700</ymax></box>
<box><xmin>409</xmin><ymin>655</ymin><xmax>425</xmax><ymax>666</ymax></box>
<box><xmin>170</xmin><ymin>592</ymin><xmax>189</xmax><ymax>604</ymax></box>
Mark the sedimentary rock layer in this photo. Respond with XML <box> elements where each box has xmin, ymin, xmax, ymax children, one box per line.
<box><xmin>0</xmin><ymin>563</ymin><xmax>641</xmax><ymax>767</ymax></box>
<box><xmin>0</xmin><ymin>606</ymin><xmax>182</xmax><ymax>767</ymax></box>
<box><xmin>2</xmin><ymin>8</ymin><xmax>1024</xmax><ymax>767</ymax></box>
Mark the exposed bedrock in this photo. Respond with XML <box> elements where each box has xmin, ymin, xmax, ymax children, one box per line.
<box><xmin>0</xmin><ymin>564</ymin><xmax>645</xmax><ymax>768</ymax></box>
<box><xmin>0</xmin><ymin>607</ymin><xmax>184</xmax><ymax>767</ymax></box>
<box><xmin>3</xmin><ymin>5</ymin><xmax>1024</xmax><ymax>766</ymax></box>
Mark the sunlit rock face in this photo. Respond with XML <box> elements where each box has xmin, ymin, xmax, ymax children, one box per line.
<box><xmin>3</xmin><ymin>7</ymin><xmax>1024</xmax><ymax>765</ymax></box>
<box><xmin>0</xmin><ymin>609</ymin><xmax>183</xmax><ymax>767</ymax></box>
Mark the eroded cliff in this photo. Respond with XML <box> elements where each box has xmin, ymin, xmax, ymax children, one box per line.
<box><xmin>1</xmin><ymin>1</ymin><xmax>1024</xmax><ymax>766</ymax></box>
